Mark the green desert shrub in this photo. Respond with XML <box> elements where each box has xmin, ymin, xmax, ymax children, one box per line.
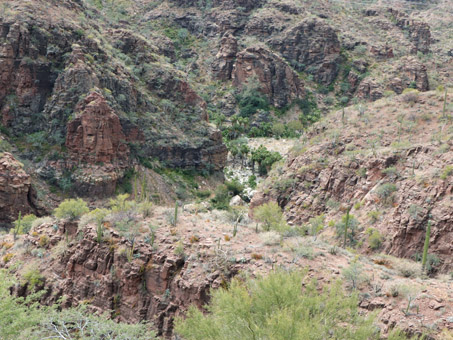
<box><xmin>375</xmin><ymin>183</ymin><xmax>397</xmax><ymax>205</ymax></box>
<box><xmin>366</xmin><ymin>228</ymin><xmax>384</xmax><ymax>250</ymax></box>
<box><xmin>175</xmin><ymin>270</ymin><xmax>412</xmax><ymax>340</ymax></box>
<box><xmin>254</xmin><ymin>202</ymin><xmax>287</xmax><ymax>232</ymax></box>
<box><xmin>13</xmin><ymin>214</ymin><xmax>37</xmax><ymax>234</ymax></box>
<box><xmin>211</xmin><ymin>184</ymin><xmax>232</xmax><ymax>210</ymax></box>
<box><xmin>54</xmin><ymin>198</ymin><xmax>89</xmax><ymax>220</ymax></box>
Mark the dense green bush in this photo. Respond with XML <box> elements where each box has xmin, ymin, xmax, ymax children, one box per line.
<box><xmin>211</xmin><ymin>184</ymin><xmax>231</xmax><ymax>210</ymax></box>
<box><xmin>335</xmin><ymin>212</ymin><xmax>359</xmax><ymax>246</ymax></box>
<box><xmin>54</xmin><ymin>198</ymin><xmax>89</xmax><ymax>220</ymax></box>
<box><xmin>13</xmin><ymin>214</ymin><xmax>37</xmax><ymax>234</ymax></box>
<box><xmin>211</xmin><ymin>180</ymin><xmax>244</xmax><ymax>210</ymax></box>
<box><xmin>375</xmin><ymin>183</ymin><xmax>398</xmax><ymax>205</ymax></box>
<box><xmin>366</xmin><ymin>228</ymin><xmax>384</xmax><ymax>250</ymax></box>
<box><xmin>237</xmin><ymin>88</ymin><xmax>269</xmax><ymax>118</ymax></box>
<box><xmin>251</xmin><ymin>145</ymin><xmax>282</xmax><ymax>175</ymax></box>
<box><xmin>254</xmin><ymin>202</ymin><xmax>287</xmax><ymax>232</ymax></box>
<box><xmin>175</xmin><ymin>270</ymin><xmax>412</xmax><ymax>340</ymax></box>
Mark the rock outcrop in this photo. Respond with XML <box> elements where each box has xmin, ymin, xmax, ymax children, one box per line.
<box><xmin>270</xmin><ymin>18</ymin><xmax>341</xmax><ymax>84</ymax></box>
<box><xmin>211</xmin><ymin>33</ymin><xmax>238</xmax><ymax>80</ymax></box>
<box><xmin>394</xmin><ymin>56</ymin><xmax>429</xmax><ymax>92</ymax></box>
<box><xmin>66</xmin><ymin>92</ymin><xmax>129</xmax><ymax>164</ymax></box>
<box><xmin>252</xmin><ymin>91</ymin><xmax>453</xmax><ymax>272</ymax></box>
<box><xmin>386</xmin><ymin>8</ymin><xmax>431</xmax><ymax>54</ymax></box>
<box><xmin>16</xmin><ymin>221</ymin><xmax>237</xmax><ymax>337</ymax></box>
<box><xmin>232</xmin><ymin>47</ymin><xmax>304</xmax><ymax>108</ymax></box>
<box><xmin>0</xmin><ymin>152</ymin><xmax>37</xmax><ymax>228</ymax></box>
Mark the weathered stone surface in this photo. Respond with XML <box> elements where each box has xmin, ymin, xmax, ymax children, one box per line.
<box><xmin>211</xmin><ymin>33</ymin><xmax>238</xmax><ymax>80</ymax></box>
<box><xmin>356</xmin><ymin>78</ymin><xmax>384</xmax><ymax>101</ymax></box>
<box><xmin>0</xmin><ymin>152</ymin><xmax>37</xmax><ymax>228</ymax></box>
<box><xmin>386</xmin><ymin>8</ymin><xmax>431</xmax><ymax>54</ymax></box>
<box><xmin>17</xmin><ymin>222</ymin><xmax>234</xmax><ymax>337</ymax></box>
<box><xmin>396</xmin><ymin>56</ymin><xmax>429</xmax><ymax>92</ymax></box>
<box><xmin>270</xmin><ymin>18</ymin><xmax>341</xmax><ymax>84</ymax></box>
<box><xmin>66</xmin><ymin>92</ymin><xmax>129</xmax><ymax>164</ymax></box>
<box><xmin>232</xmin><ymin>46</ymin><xmax>304</xmax><ymax>108</ymax></box>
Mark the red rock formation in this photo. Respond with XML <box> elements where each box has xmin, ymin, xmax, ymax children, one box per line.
<box><xmin>396</xmin><ymin>56</ymin><xmax>429</xmax><ymax>92</ymax></box>
<box><xmin>232</xmin><ymin>46</ymin><xmax>304</xmax><ymax>108</ymax></box>
<box><xmin>386</xmin><ymin>8</ymin><xmax>431</xmax><ymax>54</ymax></box>
<box><xmin>66</xmin><ymin>92</ymin><xmax>129</xmax><ymax>164</ymax></box>
<box><xmin>0</xmin><ymin>152</ymin><xmax>37</xmax><ymax>228</ymax></box>
<box><xmin>212</xmin><ymin>33</ymin><xmax>238</xmax><ymax>80</ymax></box>
<box><xmin>270</xmin><ymin>18</ymin><xmax>341</xmax><ymax>84</ymax></box>
<box><xmin>18</xmin><ymin>222</ymin><xmax>235</xmax><ymax>337</ymax></box>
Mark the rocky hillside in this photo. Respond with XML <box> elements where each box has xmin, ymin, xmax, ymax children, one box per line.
<box><xmin>0</xmin><ymin>0</ymin><xmax>452</xmax><ymax>339</ymax></box>
<box><xmin>253</xmin><ymin>89</ymin><xmax>453</xmax><ymax>272</ymax></box>
<box><xmin>0</xmin><ymin>0</ymin><xmax>450</xmax><ymax>217</ymax></box>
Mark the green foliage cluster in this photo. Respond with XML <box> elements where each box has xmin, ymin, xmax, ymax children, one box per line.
<box><xmin>254</xmin><ymin>202</ymin><xmax>288</xmax><ymax>232</ymax></box>
<box><xmin>236</xmin><ymin>81</ymin><xmax>269</xmax><ymax>118</ymax></box>
<box><xmin>54</xmin><ymin>198</ymin><xmax>89</xmax><ymax>220</ymax></box>
<box><xmin>251</xmin><ymin>145</ymin><xmax>282</xmax><ymax>175</ymax></box>
<box><xmin>366</xmin><ymin>228</ymin><xmax>384</xmax><ymax>250</ymax></box>
<box><xmin>335</xmin><ymin>212</ymin><xmax>359</xmax><ymax>247</ymax></box>
<box><xmin>211</xmin><ymin>179</ymin><xmax>244</xmax><ymax>210</ymax></box>
<box><xmin>375</xmin><ymin>183</ymin><xmax>398</xmax><ymax>205</ymax></box>
<box><xmin>175</xmin><ymin>270</ymin><xmax>412</xmax><ymax>340</ymax></box>
<box><xmin>12</xmin><ymin>214</ymin><xmax>37</xmax><ymax>235</ymax></box>
<box><xmin>440</xmin><ymin>165</ymin><xmax>453</xmax><ymax>180</ymax></box>
<box><xmin>22</xmin><ymin>267</ymin><xmax>44</xmax><ymax>290</ymax></box>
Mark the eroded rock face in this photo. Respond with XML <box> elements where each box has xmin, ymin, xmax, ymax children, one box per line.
<box><xmin>232</xmin><ymin>47</ymin><xmax>304</xmax><ymax>108</ymax></box>
<box><xmin>18</xmin><ymin>222</ymin><xmax>235</xmax><ymax>337</ymax></box>
<box><xmin>386</xmin><ymin>8</ymin><xmax>431</xmax><ymax>54</ymax></box>
<box><xmin>251</xmin><ymin>93</ymin><xmax>453</xmax><ymax>272</ymax></box>
<box><xmin>0</xmin><ymin>152</ymin><xmax>37</xmax><ymax>228</ymax></box>
<box><xmin>395</xmin><ymin>56</ymin><xmax>429</xmax><ymax>92</ymax></box>
<box><xmin>148</xmin><ymin>129</ymin><xmax>228</xmax><ymax>171</ymax></box>
<box><xmin>356</xmin><ymin>78</ymin><xmax>384</xmax><ymax>101</ymax></box>
<box><xmin>0</xmin><ymin>20</ymin><xmax>57</xmax><ymax>133</ymax></box>
<box><xmin>66</xmin><ymin>92</ymin><xmax>129</xmax><ymax>164</ymax></box>
<box><xmin>170</xmin><ymin>0</ymin><xmax>263</xmax><ymax>11</ymax></box>
<box><xmin>211</xmin><ymin>33</ymin><xmax>238</xmax><ymax>80</ymax></box>
<box><xmin>270</xmin><ymin>18</ymin><xmax>341</xmax><ymax>84</ymax></box>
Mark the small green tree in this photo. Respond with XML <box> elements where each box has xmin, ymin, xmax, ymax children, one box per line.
<box><xmin>307</xmin><ymin>214</ymin><xmax>324</xmax><ymax>240</ymax></box>
<box><xmin>54</xmin><ymin>199</ymin><xmax>89</xmax><ymax>220</ymax></box>
<box><xmin>109</xmin><ymin>193</ymin><xmax>134</xmax><ymax>212</ymax></box>
<box><xmin>175</xmin><ymin>269</ymin><xmax>412</xmax><ymax>340</ymax></box>
<box><xmin>12</xmin><ymin>213</ymin><xmax>37</xmax><ymax>237</ymax></box>
<box><xmin>254</xmin><ymin>202</ymin><xmax>287</xmax><ymax>232</ymax></box>
<box><xmin>375</xmin><ymin>183</ymin><xmax>397</xmax><ymax>205</ymax></box>
<box><xmin>342</xmin><ymin>260</ymin><xmax>366</xmax><ymax>290</ymax></box>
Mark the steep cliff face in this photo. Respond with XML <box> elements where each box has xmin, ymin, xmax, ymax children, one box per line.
<box><xmin>12</xmin><ymin>218</ymin><xmax>238</xmax><ymax>337</ymax></box>
<box><xmin>252</xmin><ymin>90</ymin><xmax>453</xmax><ymax>272</ymax></box>
<box><xmin>0</xmin><ymin>152</ymin><xmax>37</xmax><ymax>228</ymax></box>
<box><xmin>232</xmin><ymin>47</ymin><xmax>304</xmax><ymax>108</ymax></box>
<box><xmin>270</xmin><ymin>18</ymin><xmax>341</xmax><ymax>84</ymax></box>
<box><xmin>66</xmin><ymin>92</ymin><xmax>129</xmax><ymax>165</ymax></box>
<box><xmin>0</xmin><ymin>0</ymin><xmax>227</xmax><ymax>202</ymax></box>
